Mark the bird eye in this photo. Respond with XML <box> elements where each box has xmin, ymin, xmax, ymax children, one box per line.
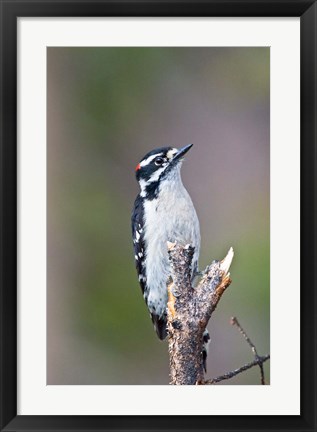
<box><xmin>155</xmin><ymin>157</ymin><xmax>164</xmax><ymax>166</ymax></box>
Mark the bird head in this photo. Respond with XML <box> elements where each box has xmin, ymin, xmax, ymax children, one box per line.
<box><xmin>135</xmin><ymin>144</ymin><xmax>193</xmax><ymax>195</ymax></box>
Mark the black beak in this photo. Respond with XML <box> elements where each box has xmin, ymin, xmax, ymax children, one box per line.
<box><xmin>173</xmin><ymin>144</ymin><xmax>193</xmax><ymax>161</ymax></box>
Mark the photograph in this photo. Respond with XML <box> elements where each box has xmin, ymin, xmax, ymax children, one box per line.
<box><xmin>1</xmin><ymin>0</ymin><xmax>316</xmax><ymax>429</ymax></box>
<box><xmin>47</xmin><ymin>47</ymin><xmax>270</xmax><ymax>385</ymax></box>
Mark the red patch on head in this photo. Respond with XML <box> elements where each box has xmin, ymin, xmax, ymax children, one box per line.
<box><xmin>135</xmin><ymin>163</ymin><xmax>141</xmax><ymax>171</ymax></box>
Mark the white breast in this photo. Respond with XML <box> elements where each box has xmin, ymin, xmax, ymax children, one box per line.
<box><xmin>143</xmin><ymin>169</ymin><xmax>200</xmax><ymax>316</ymax></box>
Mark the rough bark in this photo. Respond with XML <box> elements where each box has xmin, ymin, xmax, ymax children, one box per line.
<box><xmin>167</xmin><ymin>242</ymin><xmax>233</xmax><ymax>385</ymax></box>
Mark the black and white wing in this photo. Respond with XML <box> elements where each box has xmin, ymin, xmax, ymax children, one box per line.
<box><xmin>131</xmin><ymin>194</ymin><xmax>147</xmax><ymax>297</ymax></box>
<box><xmin>131</xmin><ymin>194</ymin><xmax>167</xmax><ymax>340</ymax></box>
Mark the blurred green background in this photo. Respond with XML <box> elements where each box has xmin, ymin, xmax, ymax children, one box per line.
<box><xmin>47</xmin><ymin>47</ymin><xmax>270</xmax><ymax>385</ymax></box>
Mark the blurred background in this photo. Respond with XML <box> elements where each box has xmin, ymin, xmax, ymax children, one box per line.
<box><xmin>47</xmin><ymin>47</ymin><xmax>270</xmax><ymax>385</ymax></box>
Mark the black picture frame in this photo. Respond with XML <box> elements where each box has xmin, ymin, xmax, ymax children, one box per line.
<box><xmin>0</xmin><ymin>1</ymin><xmax>316</xmax><ymax>431</ymax></box>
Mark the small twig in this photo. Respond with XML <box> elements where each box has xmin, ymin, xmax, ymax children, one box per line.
<box><xmin>203</xmin><ymin>354</ymin><xmax>270</xmax><ymax>385</ymax></box>
<box><xmin>202</xmin><ymin>317</ymin><xmax>270</xmax><ymax>385</ymax></box>
<box><xmin>230</xmin><ymin>316</ymin><xmax>259</xmax><ymax>356</ymax></box>
<box><xmin>231</xmin><ymin>316</ymin><xmax>266</xmax><ymax>385</ymax></box>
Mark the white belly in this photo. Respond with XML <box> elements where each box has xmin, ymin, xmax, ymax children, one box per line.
<box><xmin>143</xmin><ymin>180</ymin><xmax>200</xmax><ymax>316</ymax></box>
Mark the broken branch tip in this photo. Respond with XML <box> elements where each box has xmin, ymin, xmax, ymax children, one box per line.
<box><xmin>220</xmin><ymin>247</ymin><xmax>234</xmax><ymax>275</ymax></box>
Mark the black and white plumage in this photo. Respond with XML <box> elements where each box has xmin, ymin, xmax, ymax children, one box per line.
<box><xmin>131</xmin><ymin>144</ymin><xmax>200</xmax><ymax>339</ymax></box>
<box><xmin>131</xmin><ymin>144</ymin><xmax>211</xmax><ymax>370</ymax></box>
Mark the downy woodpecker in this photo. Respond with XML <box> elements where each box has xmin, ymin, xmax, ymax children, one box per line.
<box><xmin>131</xmin><ymin>144</ymin><xmax>210</xmax><ymax>368</ymax></box>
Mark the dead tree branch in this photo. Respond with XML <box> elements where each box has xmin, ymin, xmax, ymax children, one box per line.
<box><xmin>167</xmin><ymin>243</ymin><xmax>270</xmax><ymax>385</ymax></box>
<box><xmin>167</xmin><ymin>242</ymin><xmax>233</xmax><ymax>385</ymax></box>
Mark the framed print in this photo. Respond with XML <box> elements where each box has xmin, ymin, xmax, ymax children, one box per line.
<box><xmin>0</xmin><ymin>1</ymin><xmax>316</xmax><ymax>431</ymax></box>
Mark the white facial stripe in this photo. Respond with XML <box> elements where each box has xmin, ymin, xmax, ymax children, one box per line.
<box><xmin>148</xmin><ymin>166</ymin><xmax>166</xmax><ymax>183</ymax></box>
<box><xmin>166</xmin><ymin>148</ymin><xmax>177</xmax><ymax>160</ymax></box>
<box><xmin>139</xmin><ymin>179</ymin><xmax>148</xmax><ymax>196</ymax></box>
<box><xmin>139</xmin><ymin>166</ymin><xmax>167</xmax><ymax>196</ymax></box>
<box><xmin>140</xmin><ymin>153</ymin><xmax>163</xmax><ymax>167</ymax></box>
